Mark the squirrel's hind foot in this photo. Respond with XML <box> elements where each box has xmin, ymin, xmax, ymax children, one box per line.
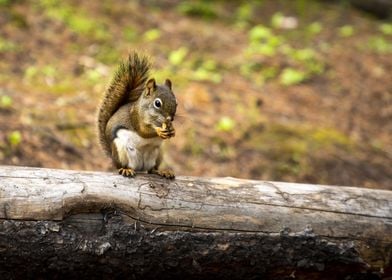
<box><xmin>149</xmin><ymin>169</ymin><xmax>175</xmax><ymax>179</ymax></box>
<box><xmin>119</xmin><ymin>168</ymin><xmax>136</xmax><ymax>177</ymax></box>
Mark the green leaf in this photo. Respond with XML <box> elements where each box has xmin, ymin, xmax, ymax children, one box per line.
<box><xmin>236</xmin><ymin>3</ymin><xmax>252</xmax><ymax>23</ymax></box>
<box><xmin>192</xmin><ymin>68</ymin><xmax>221</xmax><ymax>83</ymax></box>
<box><xmin>177</xmin><ymin>2</ymin><xmax>217</xmax><ymax>19</ymax></box>
<box><xmin>85</xmin><ymin>69</ymin><xmax>103</xmax><ymax>83</ymax></box>
<box><xmin>169</xmin><ymin>47</ymin><xmax>188</xmax><ymax>66</ymax></box>
<box><xmin>143</xmin><ymin>29</ymin><xmax>161</xmax><ymax>41</ymax></box>
<box><xmin>380</xmin><ymin>23</ymin><xmax>392</xmax><ymax>35</ymax></box>
<box><xmin>0</xmin><ymin>95</ymin><xmax>12</xmax><ymax>108</ymax></box>
<box><xmin>280</xmin><ymin>68</ymin><xmax>306</xmax><ymax>86</ymax></box>
<box><xmin>216</xmin><ymin>117</ymin><xmax>235</xmax><ymax>132</ymax></box>
<box><xmin>249</xmin><ymin>25</ymin><xmax>272</xmax><ymax>42</ymax></box>
<box><xmin>0</xmin><ymin>0</ymin><xmax>11</xmax><ymax>6</ymax></box>
<box><xmin>271</xmin><ymin>12</ymin><xmax>284</xmax><ymax>29</ymax></box>
<box><xmin>0</xmin><ymin>37</ymin><xmax>18</xmax><ymax>52</ymax></box>
<box><xmin>307</xmin><ymin>22</ymin><xmax>322</xmax><ymax>35</ymax></box>
<box><xmin>24</xmin><ymin>66</ymin><xmax>39</xmax><ymax>80</ymax></box>
<box><xmin>123</xmin><ymin>27</ymin><xmax>138</xmax><ymax>41</ymax></box>
<box><xmin>339</xmin><ymin>25</ymin><xmax>354</xmax><ymax>37</ymax></box>
<box><xmin>368</xmin><ymin>36</ymin><xmax>392</xmax><ymax>54</ymax></box>
<box><xmin>42</xmin><ymin>65</ymin><xmax>57</xmax><ymax>78</ymax></box>
<box><xmin>8</xmin><ymin>131</ymin><xmax>22</xmax><ymax>147</ymax></box>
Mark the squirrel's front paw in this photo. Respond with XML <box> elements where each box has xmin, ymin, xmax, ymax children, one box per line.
<box><xmin>155</xmin><ymin>122</ymin><xmax>175</xmax><ymax>139</ymax></box>
<box><xmin>118</xmin><ymin>168</ymin><xmax>136</xmax><ymax>177</ymax></box>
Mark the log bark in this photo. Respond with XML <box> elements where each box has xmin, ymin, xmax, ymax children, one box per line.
<box><xmin>349</xmin><ymin>0</ymin><xmax>392</xmax><ymax>18</ymax></box>
<box><xmin>0</xmin><ymin>165</ymin><xmax>391</xmax><ymax>279</ymax></box>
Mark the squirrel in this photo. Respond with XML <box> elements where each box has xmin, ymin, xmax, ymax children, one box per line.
<box><xmin>97</xmin><ymin>52</ymin><xmax>177</xmax><ymax>179</ymax></box>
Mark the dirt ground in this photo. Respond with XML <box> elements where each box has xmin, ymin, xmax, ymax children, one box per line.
<box><xmin>0</xmin><ymin>0</ymin><xmax>391</xmax><ymax>189</ymax></box>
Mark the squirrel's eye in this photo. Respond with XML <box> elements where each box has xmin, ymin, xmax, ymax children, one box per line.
<box><xmin>154</xmin><ymin>98</ymin><xmax>162</xmax><ymax>109</ymax></box>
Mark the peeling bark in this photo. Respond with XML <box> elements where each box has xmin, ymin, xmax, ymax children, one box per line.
<box><xmin>0</xmin><ymin>166</ymin><xmax>391</xmax><ymax>279</ymax></box>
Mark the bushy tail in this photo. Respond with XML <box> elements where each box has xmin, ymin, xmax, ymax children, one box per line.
<box><xmin>97</xmin><ymin>52</ymin><xmax>151</xmax><ymax>157</ymax></box>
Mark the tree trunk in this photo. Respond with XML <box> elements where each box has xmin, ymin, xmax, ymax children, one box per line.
<box><xmin>0</xmin><ymin>166</ymin><xmax>391</xmax><ymax>279</ymax></box>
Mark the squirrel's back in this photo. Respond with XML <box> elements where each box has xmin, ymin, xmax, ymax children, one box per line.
<box><xmin>97</xmin><ymin>52</ymin><xmax>151</xmax><ymax>157</ymax></box>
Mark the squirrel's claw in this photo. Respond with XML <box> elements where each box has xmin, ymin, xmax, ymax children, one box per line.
<box><xmin>149</xmin><ymin>169</ymin><xmax>175</xmax><ymax>179</ymax></box>
<box><xmin>155</xmin><ymin>125</ymin><xmax>175</xmax><ymax>139</ymax></box>
<box><xmin>159</xmin><ymin>170</ymin><xmax>175</xmax><ymax>179</ymax></box>
<box><xmin>119</xmin><ymin>168</ymin><xmax>136</xmax><ymax>177</ymax></box>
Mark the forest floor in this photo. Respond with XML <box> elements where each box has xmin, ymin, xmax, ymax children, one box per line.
<box><xmin>0</xmin><ymin>0</ymin><xmax>391</xmax><ymax>189</ymax></box>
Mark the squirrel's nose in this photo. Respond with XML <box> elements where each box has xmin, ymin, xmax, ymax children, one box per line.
<box><xmin>166</xmin><ymin>116</ymin><xmax>173</xmax><ymax>122</ymax></box>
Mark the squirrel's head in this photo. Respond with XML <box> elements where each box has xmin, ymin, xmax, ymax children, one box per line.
<box><xmin>138</xmin><ymin>78</ymin><xmax>177</xmax><ymax>137</ymax></box>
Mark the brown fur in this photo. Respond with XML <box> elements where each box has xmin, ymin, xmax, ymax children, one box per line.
<box><xmin>97</xmin><ymin>52</ymin><xmax>177</xmax><ymax>172</ymax></box>
<box><xmin>97</xmin><ymin>52</ymin><xmax>150</xmax><ymax>157</ymax></box>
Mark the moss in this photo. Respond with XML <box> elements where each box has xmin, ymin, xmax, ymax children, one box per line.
<box><xmin>143</xmin><ymin>29</ymin><xmax>161</xmax><ymax>42</ymax></box>
<box><xmin>177</xmin><ymin>1</ymin><xmax>218</xmax><ymax>20</ymax></box>
<box><xmin>310</xmin><ymin>128</ymin><xmax>353</xmax><ymax>148</ymax></box>
<box><xmin>244</xmin><ymin>123</ymin><xmax>355</xmax><ymax>177</ymax></box>
<box><xmin>0</xmin><ymin>37</ymin><xmax>19</xmax><ymax>53</ymax></box>
<box><xmin>39</xmin><ymin>0</ymin><xmax>109</xmax><ymax>41</ymax></box>
<box><xmin>182</xmin><ymin>128</ymin><xmax>203</xmax><ymax>156</ymax></box>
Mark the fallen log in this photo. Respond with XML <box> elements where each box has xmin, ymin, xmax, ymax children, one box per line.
<box><xmin>0</xmin><ymin>165</ymin><xmax>391</xmax><ymax>279</ymax></box>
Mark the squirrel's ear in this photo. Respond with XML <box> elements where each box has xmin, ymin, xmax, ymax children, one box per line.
<box><xmin>146</xmin><ymin>78</ymin><xmax>156</xmax><ymax>96</ymax></box>
<box><xmin>165</xmin><ymin>79</ymin><xmax>172</xmax><ymax>90</ymax></box>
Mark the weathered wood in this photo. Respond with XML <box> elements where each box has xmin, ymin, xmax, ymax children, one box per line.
<box><xmin>0</xmin><ymin>165</ymin><xmax>391</xmax><ymax>279</ymax></box>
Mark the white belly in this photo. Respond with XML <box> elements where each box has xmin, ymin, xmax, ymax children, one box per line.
<box><xmin>114</xmin><ymin>129</ymin><xmax>162</xmax><ymax>171</ymax></box>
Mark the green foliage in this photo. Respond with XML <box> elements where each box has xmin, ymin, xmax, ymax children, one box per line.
<box><xmin>240</xmin><ymin>63</ymin><xmax>279</xmax><ymax>85</ymax></box>
<box><xmin>0</xmin><ymin>37</ymin><xmax>18</xmax><ymax>53</ymax></box>
<box><xmin>191</xmin><ymin>68</ymin><xmax>221</xmax><ymax>83</ymax></box>
<box><xmin>183</xmin><ymin>128</ymin><xmax>203</xmax><ymax>156</ymax></box>
<box><xmin>40</xmin><ymin>0</ymin><xmax>109</xmax><ymax>40</ymax></box>
<box><xmin>288</xmin><ymin>48</ymin><xmax>315</xmax><ymax>61</ymax></box>
<box><xmin>235</xmin><ymin>2</ymin><xmax>252</xmax><ymax>27</ymax></box>
<box><xmin>367</xmin><ymin>36</ymin><xmax>392</xmax><ymax>54</ymax></box>
<box><xmin>271</xmin><ymin>12</ymin><xmax>285</xmax><ymax>29</ymax></box>
<box><xmin>191</xmin><ymin>59</ymin><xmax>222</xmax><ymax>83</ymax></box>
<box><xmin>339</xmin><ymin>25</ymin><xmax>354</xmax><ymax>37</ymax></box>
<box><xmin>260</xmin><ymin>66</ymin><xmax>279</xmax><ymax>81</ymax></box>
<box><xmin>306</xmin><ymin>22</ymin><xmax>322</xmax><ymax>35</ymax></box>
<box><xmin>22</xmin><ymin>64</ymin><xmax>78</xmax><ymax>94</ymax></box>
<box><xmin>177</xmin><ymin>1</ymin><xmax>217</xmax><ymax>20</ymax></box>
<box><xmin>0</xmin><ymin>95</ymin><xmax>13</xmax><ymax>109</ymax></box>
<box><xmin>143</xmin><ymin>28</ymin><xmax>161</xmax><ymax>42</ymax></box>
<box><xmin>7</xmin><ymin>131</ymin><xmax>22</xmax><ymax>148</ymax></box>
<box><xmin>169</xmin><ymin>47</ymin><xmax>189</xmax><ymax>66</ymax></box>
<box><xmin>24</xmin><ymin>65</ymin><xmax>57</xmax><ymax>82</ymax></box>
<box><xmin>240</xmin><ymin>62</ymin><xmax>262</xmax><ymax>78</ymax></box>
<box><xmin>311</xmin><ymin>128</ymin><xmax>352</xmax><ymax>147</ymax></box>
<box><xmin>216</xmin><ymin>117</ymin><xmax>235</xmax><ymax>132</ymax></box>
<box><xmin>280</xmin><ymin>68</ymin><xmax>306</xmax><ymax>86</ymax></box>
<box><xmin>247</xmin><ymin>25</ymin><xmax>283</xmax><ymax>56</ymax></box>
<box><xmin>42</xmin><ymin>65</ymin><xmax>57</xmax><ymax>78</ymax></box>
<box><xmin>243</xmin><ymin>21</ymin><xmax>325</xmax><ymax>86</ymax></box>
<box><xmin>24</xmin><ymin>66</ymin><xmax>39</xmax><ymax>81</ymax></box>
<box><xmin>287</xmin><ymin>48</ymin><xmax>325</xmax><ymax>75</ymax></box>
<box><xmin>246</xmin><ymin>123</ymin><xmax>354</xmax><ymax>177</ymax></box>
<box><xmin>249</xmin><ymin>25</ymin><xmax>273</xmax><ymax>41</ymax></box>
<box><xmin>0</xmin><ymin>0</ymin><xmax>11</xmax><ymax>6</ymax></box>
<box><xmin>94</xmin><ymin>44</ymin><xmax>120</xmax><ymax>64</ymax></box>
<box><xmin>380</xmin><ymin>23</ymin><xmax>392</xmax><ymax>35</ymax></box>
<box><xmin>85</xmin><ymin>68</ymin><xmax>105</xmax><ymax>84</ymax></box>
<box><xmin>123</xmin><ymin>27</ymin><xmax>138</xmax><ymax>42</ymax></box>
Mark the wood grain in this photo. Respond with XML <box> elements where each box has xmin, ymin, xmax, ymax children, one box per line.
<box><xmin>0</xmin><ymin>165</ymin><xmax>390</xmax><ymax>279</ymax></box>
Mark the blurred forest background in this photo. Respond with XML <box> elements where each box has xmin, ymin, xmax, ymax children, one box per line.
<box><xmin>0</xmin><ymin>0</ymin><xmax>391</xmax><ymax>189</ymax></box>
